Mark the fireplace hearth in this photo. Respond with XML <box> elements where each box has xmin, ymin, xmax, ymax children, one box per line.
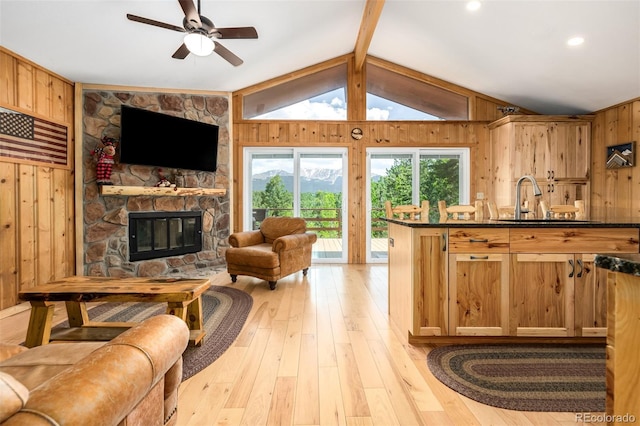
<box><xmin>129</xmin><ymin>211</ymin><xmax>202</xmax><ymax>261</ymax></box>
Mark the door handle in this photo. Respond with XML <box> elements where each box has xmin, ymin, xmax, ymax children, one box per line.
<box><xmin>442</xmin><ymin>234</ymin><xmax>447</xmax><ymax>251</ymax></box>
<box><xmin>469</xmin><ymin>238</ymin><xmax>489</xmax><ymax>243</ymax></box>
<box><xmin>577</xmin><ymin>259</ymin><xmax>584</xmax><ymax>278</ymax></box>
<box><xmin>470</xmin><ymin>255</ymin><xmax>489</xmax><ymax>260</ymax></box>
<box><xmin>568</xmin><ymin>259</ymin><xmax>575</xmax><ymax>278</ymax></box>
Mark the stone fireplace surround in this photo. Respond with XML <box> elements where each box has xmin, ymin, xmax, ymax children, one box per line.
<box><xmin>82</xmin><ymin>89</ymin><xmax>230</xmax><ymax>277</ymax></box>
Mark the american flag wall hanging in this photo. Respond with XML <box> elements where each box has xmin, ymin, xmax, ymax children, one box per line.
<box><xmin>0</xmin><ymin>106</ymin><xmax>68</xmax><ymax>166</ymax></box>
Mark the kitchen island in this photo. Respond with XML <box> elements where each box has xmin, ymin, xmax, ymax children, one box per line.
<box><xmin>384</xmin><ymin>217</ymin><xmax>640</xmax><ymax>344</ymax></box>
<box><xmin>594</xmin><ymin>253</ymin><xmax>640</xmax><ymax>424</ymax></box>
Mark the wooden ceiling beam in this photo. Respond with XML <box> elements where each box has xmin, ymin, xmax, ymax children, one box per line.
<box><xmin>353</xmin><ymin>0</ymin><xmax>385</xmax><ymax>71</ymax></box>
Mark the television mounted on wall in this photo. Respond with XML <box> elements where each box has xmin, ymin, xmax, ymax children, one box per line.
<box><xmin>119</xmin><ymin>105</ymin><xmax>219</xmax><ymax>172</ymax></box>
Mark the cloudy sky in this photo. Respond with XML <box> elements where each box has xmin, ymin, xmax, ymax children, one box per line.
<box><xmin>255</xmin><ymin>88</ymin><xmax>437</xmax><ymax>120</ymax></box>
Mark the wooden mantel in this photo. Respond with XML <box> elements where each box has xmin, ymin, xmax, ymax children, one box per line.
<box><xmin>99</xmin><ymin>185</ymin><xmax>226</xmax><ymax>197</ymax></box>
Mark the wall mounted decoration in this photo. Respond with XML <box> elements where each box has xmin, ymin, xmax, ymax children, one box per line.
<box><xmin>0</xmin><ymin>106</ymin><xmax>69</xmax><ymax>167</ymax></box>
<box><xmin>606</xmin><ymin>141</ymin><xmax>635</xmax><ymax>168</ymax></box>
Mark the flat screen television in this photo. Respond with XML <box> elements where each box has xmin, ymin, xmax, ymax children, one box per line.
<box><xmin>119</xmin><ymin>105</ymin><xmax>219</xmax><ymax>172</ymax></box>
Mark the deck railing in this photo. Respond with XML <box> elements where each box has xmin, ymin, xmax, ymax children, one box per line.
<box><xmin>252</xmin><ymin>207</ymin><xmax>389</xmax><ymax>236</ymax></box>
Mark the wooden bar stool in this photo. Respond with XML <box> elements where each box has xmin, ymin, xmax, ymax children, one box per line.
<box><xmin>540</xmin><ymin>200</ymin><xmax>585</xmax><ymax>219</ymax></box>
<box><xmin>384</xmin><ymin>200</ymin><xmax>430</xmax><ymax>221</ymax></box>
<box><xmin>487</xmin><ymin>200</ymin><xmax>532</xmax><ymax>219</ymax></box>
<box><xmin>438</xmin><ymin>200</ymin><xmax>483</xmax><ymax>221</ymax></box>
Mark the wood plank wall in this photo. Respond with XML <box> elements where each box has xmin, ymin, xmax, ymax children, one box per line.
<box><xmin>591</xmin><ymin>99</ymin><xmax>640</xmax><ymax>219</ymax></box>
<box><xmin>0</xmin><ymin>47</ymin><xmax>75</xmax><ymax>310</ymax></box>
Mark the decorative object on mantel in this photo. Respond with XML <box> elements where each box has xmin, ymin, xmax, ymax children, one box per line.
<box><xmin>99</xmin><ymin>185</ymin><xmax>226</xmax><ymax>197</ymax></box>
<box><xmin>155</xmin><ymin>168</ymin><xmax>176</xmax><ymax>188</ymax></box>
<box><xmin>91</xmin><ymin>136</ymin><xmax>118</xmax><ymax>185</ymax></box>
<box><xmin>497</xmin><ymin>105</ymin><xmax>520</xmax><ymax>116</ymax></box>
<box><xmin>606</xmin><ymin>141</ymin><xmax>635</xmax><ymax>168</ymax></box>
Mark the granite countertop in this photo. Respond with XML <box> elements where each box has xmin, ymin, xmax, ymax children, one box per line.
<box><xmin>382</xmin><ymin>217</ymin><xmax>640</xmax><ymax>229</ymax></box>
<box><xmin>594</xmin><ymin>253</ymin><xmax>640</xmax><ymax>277</ymax></box>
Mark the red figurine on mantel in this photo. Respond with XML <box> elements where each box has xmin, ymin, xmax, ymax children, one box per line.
<box><xmin>92</xmin><ymin>136</ymin><xmax>118</xmax><ymax>185</ymax></box>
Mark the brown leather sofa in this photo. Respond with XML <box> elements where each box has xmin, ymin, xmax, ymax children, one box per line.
<box><xmin>226</xmin><ymin>216</ymin><xmax>317</xmax><ymax>290</ymax></box>
<box><xmin>0</xmin><ymin>315</ymin><xmax>188</xmax><ymax>425</ymax></box>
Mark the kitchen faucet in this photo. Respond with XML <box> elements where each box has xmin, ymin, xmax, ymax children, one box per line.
<box><xmin>514</xmin><ymin>175</ymin><xmax>543</xmax><ymax>219</ymax></box>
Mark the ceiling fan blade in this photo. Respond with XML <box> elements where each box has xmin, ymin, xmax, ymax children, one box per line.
<box><xmin>126</xmin><ymin>14</ymin><xmax>185</xmax><ymax>33</ymax></box>
<box><xmin>178</xmin><ymin>0</ymin><xmax>202</xmax><ymax>28</ymax></box>
<box><xmin>212</xmin><ymin>26</ymin><xmax>258</xmax><ymax>39</ymax></box>
<box><xmin>172</xmin><ymin>43</ymin><xmax>191</xmax><ymax>59</ymax></box>
<box><xmin>213</xmin><ymin>41</ymin><xmax>243</xmax><ymax>66</ymax></box>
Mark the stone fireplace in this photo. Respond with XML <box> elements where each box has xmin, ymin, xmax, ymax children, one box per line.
<box><xmin>82</xmin><ymin>88</ymin><xmax>230</xmax><ymax>277</ymax></box>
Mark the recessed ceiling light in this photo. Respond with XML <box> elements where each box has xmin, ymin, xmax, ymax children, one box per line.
<box><xmin>466</xmin><ymin>1</ymin><xmax>482</xmax><ymax>11</ymax></box>
<box><xmin>567</xmin><ymin>36</ymin><xmax>584</xmax><ymax>46</ymax></box>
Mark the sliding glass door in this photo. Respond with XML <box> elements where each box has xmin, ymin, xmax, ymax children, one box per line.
<box><xmin>366</xmin><ymin>148</ymin><xmax>470</xmax><ymax>262</ymax></box>
<box><xmin>244</xmin><ymin>148</ymin><xmax>348</xmax><ymax>262</ymax></box>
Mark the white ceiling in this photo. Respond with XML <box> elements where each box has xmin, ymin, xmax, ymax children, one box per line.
<box><xmin>1</xmin><ymin>0</ymin><xmax>639</xmax><ymax>115</ymax></box>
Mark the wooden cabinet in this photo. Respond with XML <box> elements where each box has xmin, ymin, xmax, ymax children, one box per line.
<box><xmin>388</xmin><ymin>223</ymin><xmax>448</xmax><ymax>339</ymax></box>
<box><xmin>489</xmin><ymin>115</ymin><xmax>593</xmax><ymax>216</ymax></box>
<box><xmin>448</xmin><ymin>228</ymin><xmax>509</xmax><ymax>336</ymax></box>
<box><xmin>601</xmin><ymin>260</ymin><xmax>640</xmax><ymax>423</ymax></box>
<box><xmin>574</xmin><ymin>254</ymin><xmax>607</xmax><ymax>337</ymax></box>
<box><xmin>509</xmin><ymin>253</ymin><xmax>575</xmax><ymax>337</ymax></box>
<box><xmin>509</xmin><ymin>227</ymin><xmax>638</xmax><ymax>337</ymax></box>
<box><xmin>387</xmin><ymin>221</ymin><xmax>639</xmax><ymax>343</ymax></box>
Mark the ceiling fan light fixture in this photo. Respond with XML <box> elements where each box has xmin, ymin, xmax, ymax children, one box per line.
<box><xmin>184</xmin><ymin>33</ymin><xmax>214</xmax><ymax>56</ymax></box>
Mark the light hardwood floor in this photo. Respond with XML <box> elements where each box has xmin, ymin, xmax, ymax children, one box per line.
<box><xmin>0</xmin><ymin>264</ymin><xmax>603</xmax><ymax>426</ymax></box>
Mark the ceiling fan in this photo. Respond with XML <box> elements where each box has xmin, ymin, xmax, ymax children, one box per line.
<box><xmin>126</xmin><ymin>0</ymin><xmax>257</xmax><ymax>66</ymax></box>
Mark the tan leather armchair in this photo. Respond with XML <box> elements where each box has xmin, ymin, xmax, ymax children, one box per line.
<box><xmin>225</xmin><ymin>217</ymin><xmax>317</xmax><ymax>290</ymax></box>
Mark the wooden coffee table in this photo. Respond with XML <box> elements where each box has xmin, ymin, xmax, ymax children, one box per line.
<box><xmin>19</xmin><ymin>276</ymin><xmax>211</xmax><ymax>348</ymax></box>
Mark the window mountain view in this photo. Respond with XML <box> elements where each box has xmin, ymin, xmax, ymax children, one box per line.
<box><xmin>251</xmin><ymin>168</ymin><xmax>344</xmax><ymax>193</ymax></box>
<box><xmin>252</xmin><ymin>156</ymin><xmax>460</xmax><ymax>239</ymax></box>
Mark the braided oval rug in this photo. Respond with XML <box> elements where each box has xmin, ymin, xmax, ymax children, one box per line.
<box><xmin>53</xmin><ymin>285</ymin><xmax>253</xmax><ymax>381</ymax></box>
<box><xmin>427</xmin><ymin>344</ymin><xmax>605</xmax><ymax>412</ymax></box>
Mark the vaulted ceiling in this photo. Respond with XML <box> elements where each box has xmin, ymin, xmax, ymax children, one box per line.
<box><xmin>1</xmin><ymin>0</ymin><xmax>638</xmax><ymax>115</ymax></box>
